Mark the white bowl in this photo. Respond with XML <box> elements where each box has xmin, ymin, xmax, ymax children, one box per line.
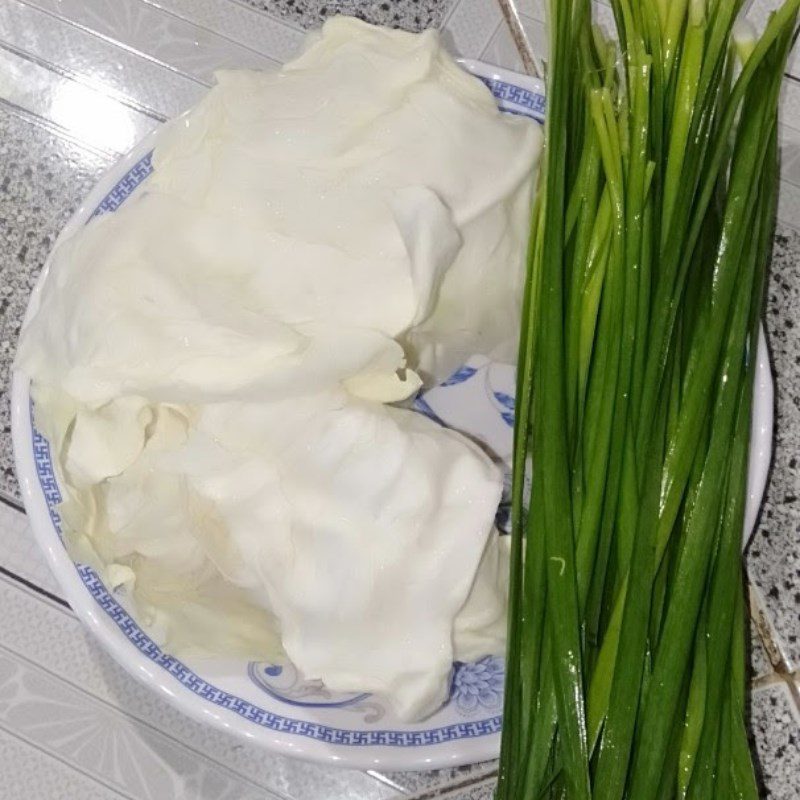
<box><xmin>10</xmin><ymin>63</ymin><xmax>773</xmax><ymax>771</ymax></box>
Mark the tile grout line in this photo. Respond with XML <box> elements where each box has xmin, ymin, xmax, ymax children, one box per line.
<box><xmin>749</xmin><ymin>581</ymin><xmax>795</xmax><ymax>675</ymax></box>
<box><xmin>0</xmin><ymin>565</ymin><xmax>68</xmax><ymax>609</ymax></box>
<box><xmin>776</xmin><ymin>212</ymin><xmax>800</xmax><ymax>235</ymax></box>
<box><xmin>0</xmin><ymin>37</ymin><xmax>168</xmax><ymax>124</ymax></box>
<box><xmin>0</xmin><ymin>488</ymin><xmax>24</xmax><ymax>513</ymax></box>
<box><xmin>0</xmin><ymin>95</ymin><xmax>118</xmax><ymax>159</ymax></box>
<box><xmin>752</xmin><ymin>670</ymin><xmax>800</xmax><ymax>726</ymax></box>
<box><xmin>748</xmin><ymin>579</ymin><xmax>800</xmax><ymax>720</ymax></box>
<box><xmin>366</xmin><ymin>770</ymin><xmax>412</xmax><ymax>795</ymax></box>
<box><xmin>226</xmin><ymin>0</ymin><xmax>307</xmax><ymax>34</ymax></box>
<box><xmin>0</xmin><ymin>718</ymin><xmax>136</xmax><ymax>800</ymax></box>
<box><xmin>0</xmin><ymin>572</ymin><xmax>75</xmax><ymax>619</ymax></box>
<box><xmin>783</xmin><ymin>674</ymin><xmax>800</xmax><ymax>719</ymax></box>
<box><xmin>478</xmin><ymin>17</ymin><xmax>504</xmax><ymax>60</ymax></box>
<box><xmin>752</xmin><ymin>671</ymin><xmax>790</xmax><ymax>690</ymax></box>
<box><xmin>440</xmin><ymin>0</ymin><xmax>463</xmax><ymax>30</ymax></box>
<box><xmin>0</xmin><ymin>641</ymin><xmax>292</xmax><ymax>800</ymax></box>
<box><xmin>135</xmin><ymin>0</ymin><xmax>283</xmax><ymax>64</ymax></box>
<box><xmin>14</xmin><ymin>0</ymin><xmax>214</xmax><ymax>89</ymax></box>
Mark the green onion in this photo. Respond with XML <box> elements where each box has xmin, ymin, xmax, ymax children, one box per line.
<box><xmin>497</xmin><ymin>2</ymin><xmax>799</xmax><ymax>798</ymax></box>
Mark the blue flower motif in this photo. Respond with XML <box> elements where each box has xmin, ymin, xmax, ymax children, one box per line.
<box><xmin>441</xmin><ymin>365</ymin><xmax>478</xmax><ymax>387</ymax></box>
<box><xmin>493</xmin><ymin>391</ymin><xmax>515</xmax><ymax>412</ymax></box>
<box><xmin>451</xmin><ymin>656</ymin><xmax>505</xmax><ymax>714</ymax></box>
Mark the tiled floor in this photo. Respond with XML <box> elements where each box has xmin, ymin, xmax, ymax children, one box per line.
<box><xmin>0</xmin><ymin>1</ymin><xmax>798</xmax><ymax>797</ymax></box>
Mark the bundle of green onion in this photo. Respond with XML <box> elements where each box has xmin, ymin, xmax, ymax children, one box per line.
<box><xmin>497</xmin><ymin>1</ymin><xmax>799</xmax><ymax>798</ymax></box>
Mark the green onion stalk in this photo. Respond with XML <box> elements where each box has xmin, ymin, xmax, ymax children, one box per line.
<box><xmin>497</xmin><ymin>1</ymin><xmax>798</xmax><ymax>798</ymax></box>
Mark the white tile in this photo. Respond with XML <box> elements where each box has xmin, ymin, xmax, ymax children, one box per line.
<box><xmin>779</xmin><ymin>124</ymin><xmax>800</xmax><ymax>188</ymax></box>
<box><xmin>475</xmin><ymin>6</ymin><xmax>613</xmax><ymax>71</ymax></box>
<box><xmin>0</xmin><ymin>502</ymin><xmax>62</xmax><ymax>598</ymax></box>
<box><xmin>513</xmin><ymin>0</ymin><xmax>544</xmax><ymax>18</ymax></box>
<box><xmin>513</xmin><ymin>0</ymin><xmax>614</xmax><ymax>29</ymax></box>
<box><xmin>144</xmin><ymin>0</ymin><xmax>305</xmax><ymax>63</ymax></box>
<box><xmin>479</xmin><ymin>12</ymin><xmax>545</xmax><ymax>71</ymax></box>
<box><xmin>779</xmin><ymin>179</ymin><xmax>800</xmax><ymax>232</ymax></box>
<box><xmin>441</xmin><ymin>0</ymin><xmax>502</xmax><ymax>58</ymax></box>
<box><xmin>780</xmin><ymin>78</ymin><xmax>800</xmax><ymax>135</ymax></box>
<box><xmin>0</xmin><ymin>575</ymin><xmax>400</xmax><ymax>800</ymax></box>
<box><xmin>0</xmin><ymin>46</ymin><xmax>157</xmax><ymax>155</ymax></box>
<box><xmin>0</xmin><ymin>727</ymin><xmax>127</xmax><ymax>800</ymax></box>
<box><xmin>0</xmin><ymin>0</ymin><xmax>207</xmax><ymax>119</ymax></box>
<box><xmin>0</xmin><ymin>648</ymin><xmax>277</xmax><ymax>799</ymax></box>
<box><xmin>22</xmin><ymin>0</ymin><xmax>278</xmax><ymax>83</ymax></box>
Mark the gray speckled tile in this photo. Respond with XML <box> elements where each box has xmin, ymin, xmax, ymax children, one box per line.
<box><xmin>0</xmin><ymin>109</ymin><xmax>111</xmax><ymax>502</ymax></box>
<box><xmin>415</xmin><ymin>780</ymin><xmax>495</xmax><ymax>800</ymax></box>
<box><xmin>746</xmin><ymin>224</ymin><xmax>800</xmax><ymax>669</ymax></box>
<box><xmin>751</xmin><ymin>680</ymin><xmax>800</xmax><ymax>799</ymax></box>
<box><xmin>240</xmin><ymin>0</ymin><xmax>453</xmax><ymax>32</ymax></box>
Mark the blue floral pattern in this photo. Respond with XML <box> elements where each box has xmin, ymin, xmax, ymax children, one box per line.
<box><xmin>451</xmin><ymin>656</ymin><xmax>505</xmax><ymax>715</ymax></box>
<box><xmin>441</xmin><ymin>365</ymin><xmax>479</xmax><ymax>387</ymax></box>
<box><xmin>248</xmin><ymin>662</ymin><xmax>370</xmax><ymax>709</ymax></box>
<box><xmin>492</xmin><ymin>391</ymin><xmax>515</xmax><ymax>428</ymax></box>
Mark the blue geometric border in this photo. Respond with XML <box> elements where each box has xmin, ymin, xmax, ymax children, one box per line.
<box><xmin>77</xmin><ymin>561</ymin><xmax>501</xmax><ymax>746</ymax></box>
<box><xmin>91</xmin><ymin>152</ymin><xmax>153</xmax><ymax>217</ymax></box>
<box><xmin>476</xmin><ymin>77</ymin><xmax>546</xmax><ymax>122</ymax></box>
<box><xmin>32</xmin><ymin>425</ymin><xmax>502</xmax><ymax>745</ymax></box>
